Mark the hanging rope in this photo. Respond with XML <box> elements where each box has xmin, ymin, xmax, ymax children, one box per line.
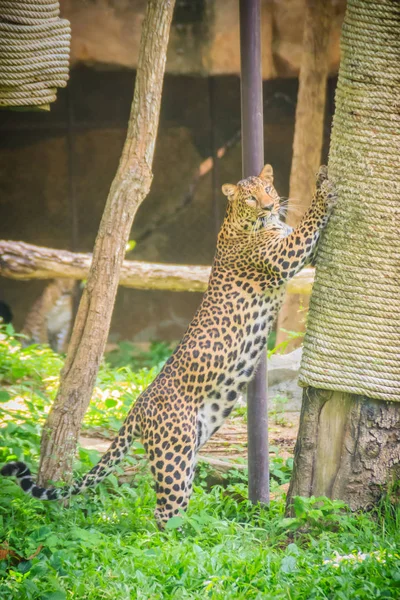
<box><xmin>299</xmin><ymin>0</ymin><xmax>400</xmax><ymax>402</ymax></box>
<box><xmin>0</xmin><ymin>0</ymin><xmax>71</xmax><ymax>109</ymax></box>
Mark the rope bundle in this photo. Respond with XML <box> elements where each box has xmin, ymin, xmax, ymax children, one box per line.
<box><xmin>0</xmin><ymin>0</ymin><xmax>71</xmax><ymax>109</ymax></box>
<box><xmin>299</xmin><ymin>0</ymin><xmax>400</xmax><ymax>402</ymax></box>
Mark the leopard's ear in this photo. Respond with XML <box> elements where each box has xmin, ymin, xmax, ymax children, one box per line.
<box><xmin>259</xmin><ymin>164</ymin><xmax>274</xmax><ymax>184</ymax></box>
<box><xmin>221</xmin><ymin>183</ymin><xmax>237</xmax><ymax>199</ymax></box>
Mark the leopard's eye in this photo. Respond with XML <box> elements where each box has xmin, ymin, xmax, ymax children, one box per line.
<box><xmin>248</xmin><ymin>196</ymin><xmax>257</xmax><ymax>203</ymax></box>
<box><xmin>265</xmin><ymin>186</ymin><xmax>271</xmax><ymax>194</ymax></box>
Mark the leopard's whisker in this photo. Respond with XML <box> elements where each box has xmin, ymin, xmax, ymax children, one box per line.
<box><xmin>287</xmin><ymin>206</ymin><xmax>304</xmax><ymax>217</ymax></box>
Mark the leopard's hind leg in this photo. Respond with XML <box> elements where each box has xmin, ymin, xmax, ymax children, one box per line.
<box><xmin>142</xmin><ymin>411</ymin><xmax>197</xmax><ymax>528</ymax></box>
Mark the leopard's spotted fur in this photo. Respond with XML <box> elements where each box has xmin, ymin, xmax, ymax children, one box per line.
<box><xmin>22</xmin><ymin>278</ymin><xmax>75</xmax><ymax>353</ymax></box>
<box><xmin>1</xmin><ymin>165</ymin><xmax>336</xmax><ymax>528</ymax></box>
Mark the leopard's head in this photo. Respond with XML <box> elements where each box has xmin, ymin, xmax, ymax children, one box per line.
<box><xmin>222</xmin><ymin>164</ymin><xmax>281</xmax><ymax>232</ymax></box>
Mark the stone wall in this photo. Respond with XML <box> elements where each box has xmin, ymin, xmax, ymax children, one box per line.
<box><xmin>0</xmin><ymin>0</ymin><xmax>343</xmax><ymax>342</ymax></box>
<box><xmin>62</xmin><ymin>0</ymin><xmax>345</xmax><ymax>78</ymax></box>
<box><xmin>0</xmin><ymin>69</ymin><xmax>337</xmax><ymax>342</ymax></box>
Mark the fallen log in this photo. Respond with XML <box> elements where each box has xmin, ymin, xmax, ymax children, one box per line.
<box><xmin>0</xmin><ymin>239</ymin><xmax>315</xmax><ymax>294</ymax></box>
<box><xmin>0</xmin><ymin>240</ymin><xmax>210</xmax><ymax>293</ymax></box>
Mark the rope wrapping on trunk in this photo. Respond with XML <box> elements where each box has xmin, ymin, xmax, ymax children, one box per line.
<box><xmin>299</xmin><ymin>0</ymin><xmax>400</xmax><ymax>402</ymax></box>
<box><xmin>0</xmin><ymin>0</ymin><xmax>71</xmax><ymax>108</ymax></box>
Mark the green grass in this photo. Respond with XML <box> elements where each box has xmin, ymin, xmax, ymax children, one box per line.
<box><xmin>1</xmin><ymin>326</ymin><xmax>400</xmax><ymax>599</ymax></box>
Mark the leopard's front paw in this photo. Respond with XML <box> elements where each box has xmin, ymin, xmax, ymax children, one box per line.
<box><xmin>316</xmin><ymin>166</ymin><xmax>337</xmax><ymax>213</ymax></box>
<box><xmin>320</xmin><ymin>177</ymin><xmax>338</xmax><ymax>213</ymax></box>
<box><xmin>315</xmin><ymin>165</ymin><xmax>328</xmax><ymax>190</ymax></box>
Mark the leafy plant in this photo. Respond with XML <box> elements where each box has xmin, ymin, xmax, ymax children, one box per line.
<box><xmin>280</xmin><ymin>495</ymin><xmax>351</xmax><ymax>534</ymax></box>
<box><xmin>1</xmin><ymin>325</ymin><xmax>400</xmax><ymax>599</ymax></box>
<box><xmin>268</xmin><ymin>328</ymin><xmax>304</xmax><ymax>357</ymax></box>
<box><xmin>0</xmin><ymin>326</ymin><xmax>163</xmax><ymax>463</ymax></box>
<box><xmin>105</xmin><ymin>340</ymin><xmax>173</xmax><ymax>370</ymax></box>
<box><xmin>270</xmin><ymin>393</ymin><xmax>290</xmax><ymax>426</ymax></box>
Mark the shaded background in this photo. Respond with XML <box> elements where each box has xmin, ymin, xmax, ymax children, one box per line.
<box><xmin>0</xmin><ymin>0</ymin><xmax>344</xmax><ymax>342</ymax></box>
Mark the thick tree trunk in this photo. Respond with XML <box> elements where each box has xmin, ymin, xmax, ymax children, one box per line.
<box><xmin>287</xmin><ymin>389</ymin><xmax>400</xmax><ymax>510</ymax></box>
<box><xmin>37</xmin><ymin>0</ymin><xmax>176</xmax><ymax>485</ymax></box>
<box><xmin>0</xmin><ymin>239</ymin><xmax>314</xmax><ymax>295</ymax></box>
<box><xmin>276</xmin><ymin>0</ymin><xmax>333</xmax><ymax>353</ymax></box>
<box><xmin>287</xmin><ymin>0</ymin><xmax>400</xmax><ymax>511</ymax></box>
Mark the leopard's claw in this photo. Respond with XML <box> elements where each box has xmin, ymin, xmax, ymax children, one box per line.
<box><xmin>320</xmin><ymin>178</ymin><xmax>338</xmax><ymax>212</ymax></box>
<box><xmin>315</xmin><ymin>165</ymin><xmax>328</xmax><ymax>189</ymax></box>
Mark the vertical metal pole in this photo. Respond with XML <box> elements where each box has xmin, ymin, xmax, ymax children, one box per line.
<box><xmin>66</xmin><ymin>84</ymin><xmax>81</xmax><ymax>319</ymax></box>
<box><xmin>240</xmin><ymin>0</ymin><xmax>269</xmax><ymax>504</ymax></box>
<box><xmin>66</xmin><ymin>85</ymin><xmax>79</xmax><ymax>253</ymax></box>
<box><xmin>208</xmin><ymin>77</ymin><xmax>221</xmax><ymax>239</ymax></box>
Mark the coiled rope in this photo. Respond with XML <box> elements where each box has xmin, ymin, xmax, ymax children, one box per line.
<box><xmin>299</xmin><ymin>0</ymin><xmax>400</xmax><ymax>402</ymax></box>
<box><xmin>0</xmin><ymin>0</ymin><xmax>71</xmax><ymax>109</ymax></box>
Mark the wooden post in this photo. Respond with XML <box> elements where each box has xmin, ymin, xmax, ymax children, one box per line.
<box><xmin>240</xmin><ymin>0</ymin><xmax>269</xmax><ymax>504</ymax></box>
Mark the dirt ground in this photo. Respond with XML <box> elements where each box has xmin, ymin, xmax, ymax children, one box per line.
<box><xmin>80</xmin><ymin>411</ymin><xmax>300</xmax><ymax>468</ymax></box>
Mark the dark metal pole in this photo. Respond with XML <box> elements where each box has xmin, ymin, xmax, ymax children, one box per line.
<box><xmin>66</xmin><ymin>84</ymin><xmax>81</xmax><ymax>319</ymax></box>
<box><xmin>66</xmin><ymin>85</ymin><xmax>79</xmax><ymax>253</ymax></box>
<box><xmin>208</xmin><ymin>77</ymin><xmax>221</xmax><ymax>239</ymax></box>
<box><xmin>239</xmin><ymin>0</ymin><xmax>269</xmax><ymax>504</ymax></box>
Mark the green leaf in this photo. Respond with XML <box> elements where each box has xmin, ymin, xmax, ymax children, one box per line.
<box><xmin>280</xmin><ymin>555</ymin><xmax>297</xmax><ymax>574</ymax></box>
<box><xmin>42</xmin><ymin>592</ymin><xmax>67</xmax><ymax>600</ymax></box>
<box><xmin>33</xmin><ymin>526</ymin><xmax>53</xmax><ymax>541</ymax></box>
<box><xmin>44</xmin><ymin>534</ymin><xmax>60</xmax><ymax>550</ymax></box>
<box><xmin>293</xmin><ymin>496</ymin><xmax>307</xmax><ymax>518</ymax></box>
<box><xmin>5</xmin><ymin>323</ymin><xmax>14</xmax><ymax>336</ymax></box>
<box><xmin>286</xmin><ymin>543</ymin><xmax>300</xmax><ymax>556</ymax></box>
<box><xmin>105</xmin><ymin>398</ymin><xmax>118</xmax><ymax>409</ymax></box>
<box><xmin>125</xmin><ymin>240</ymin><xmax>136</xmax><ymax>253</ymax></box>
<box><xmin>71</xmin><ymin>527</ymin><xmax>103</xmax><ymax>546</ymax></box>
<box><xmin>0</xmin><ymin>390</ymin><xmax>10</xmax><ymax>402</ymax></box>
<box><xmin>276</xmin><ymin>517</ymin><xmax>298</xmax><ymax>531</ymax></box>
<box><xmin>17</xmin><ymin>560</ymin><xmax>31</xmax><ymax>574</ymax></box>
<box><xmin>10</xmin><ymin>447</ymin><xmax>22</xmax><ymax>459</ymax></box>
<box><xmin>165</xmin><ymin>516</ymin><xmax>184</xmax><ymax>530</ymax></box>
<box><xmin>132</xmin><ymin>447</ymin><xmax>146</xmax><ymax>455</ymax></box>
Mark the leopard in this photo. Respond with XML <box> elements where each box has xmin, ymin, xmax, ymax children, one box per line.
<box><xmin>22</xmin><ymin>278</ymin><xmax>76</xmax><ymax>353</ymax></box>
<box><xmin>1</xmin><ymin>164</ymin><xmax>336</xmax><ymax>528</ymax></box>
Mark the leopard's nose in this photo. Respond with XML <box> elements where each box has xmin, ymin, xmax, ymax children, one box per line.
<box><xmin>262</xmin><ymin>203</ymin><xmax>274</xmax><ymax>211</ymax></box>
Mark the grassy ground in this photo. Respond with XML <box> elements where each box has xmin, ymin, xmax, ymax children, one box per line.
<box><xmin>1</xmin><ymin>327</ymin><xmax>400</xmax><ymax>599</ymax></box>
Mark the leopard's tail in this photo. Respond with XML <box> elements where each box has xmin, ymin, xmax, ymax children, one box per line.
<box><xmin>1</xmin><ymin>403</ymin><xmax>141</xmax><ymax>501</ymax></box>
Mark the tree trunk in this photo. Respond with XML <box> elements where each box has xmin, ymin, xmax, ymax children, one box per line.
<box><xmin>0</xmin><ymin>239</ymin><xmax>315</xmax><ymax>295</ymax></box>
<box><xmin>37</xmin><ymin>0</ymin><xmax>176</xmax><ymax>486</ymax></box>
<box><xmin>276</xmin><ymin>0</ymin><xmax>333</xmax><ymax>353</ymax></box>
<box><xmin>287</xmin><ymin>388</ymin><xmax>400</xmax><ymax>510</ymax></box>
<box><xmin>287</xmin><ymin>0</ymin><xmax>400</xmax><ymax>511</ymax></box>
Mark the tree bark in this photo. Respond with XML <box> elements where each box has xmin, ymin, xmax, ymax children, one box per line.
<box><xmin>37</xmin><ymin>0</ymin><xmax>176</xmax><ymax>485</ymax></box>
<box><xmin>0</xmin><ymin>240</ymin><xmax>209</xmax><ymax>293</ymax></box>
<box><xmin>287</xmin><ymin>389</ymin><xmax>400</xmax><ymax>511</ymax></box>
<box><xmin>0</xmin><ymin>239</ymin><xmax>315</xmax><ymax>295</ymax></box>
<box><xmin>287</xmin><ymin>0</ymin><xmax>400</xmax><ymax>512</ymax></box>
<box><xmin>276</xmin><ymin>0</ymin><xmax>333</xmax><ymax>353</ymax></box>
